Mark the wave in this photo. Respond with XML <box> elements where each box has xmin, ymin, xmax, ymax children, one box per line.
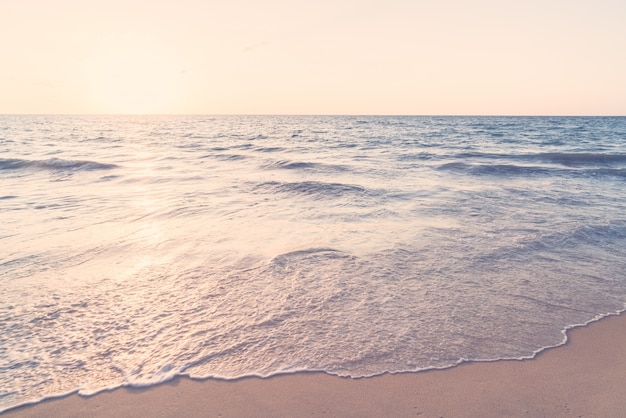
<box><xmin>397</xmin><ymin>152</ymin><xmax>440</xmax><ymax>162</ymax></box>
<box><xmin>262</xmin><ymin>160</ymin><xmax>347</xmax><ymax>172</ymax></box>
<box><xmin>436</xmin><ymin>162</ymin><xmax>626</xmax><ymax>178</ymax></box>
<box><xmin>436</xmin><ymin>162</ymin><xmax>552</xmax><ymax>177</ymax></box>
<box><xmin>254</xmin><ymin>147</ymin><xmax>285</xmax><ymax>153</ymax></box>
<box><xmin>526</xmin><ymin>220</ymin><xmax>626</xmax><ymax>251</ymax></box>
<box><xmin>0</xmin><ymin>157</ymin><xmax>117</xmax><ymax>172</ymax></box>
<box><xmin>592</xmin><ymin>168</ymin><xmax>626</xmax><ymax>178</ymax></box>
<box><xmin>451</xmin><ymin>152</ymin><xmax>626</xmax><ymax>167</ymax></box>
<box><xmin>534</xmin><ymin>152</ymin><xmax>626</xmax><ymax>166</ymax></box>
<box><xmin>270</xmin><ymin>247</ymin><xmax>348</xmax><ymax>267</ymax></box>
<box><xmin>214</xmin><ymin>154</ymin><xmax>247</xmax><ymax>161</ymax></box>
<box><xmin>253</xmin><ymin>180</ymin><xmax>370</xmax><ymax>199</ymax></box>
<box><xmin>264</xmin><ymin>160</ymin><xmax>318</xmax><ymax>170</ymax></box>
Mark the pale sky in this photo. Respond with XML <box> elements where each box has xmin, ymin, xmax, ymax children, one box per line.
<box><xmin>1</xmin><ymin>0</ymin><xmax>625</xmax><ymax>115</ymax></box>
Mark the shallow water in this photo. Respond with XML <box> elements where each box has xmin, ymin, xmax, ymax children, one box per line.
<box><xmin>1</xmin><ymin>115</ymin><xmax>625</xmax><ymax>411</ymax></box>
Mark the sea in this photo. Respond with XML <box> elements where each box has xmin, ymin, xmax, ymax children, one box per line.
<box><xmin>1</xmin><ymin>115</ymin><xmax>625</xmax><ymax>412</ymax></box>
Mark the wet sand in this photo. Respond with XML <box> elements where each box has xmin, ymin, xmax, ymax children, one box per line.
<box><xmin>3</xmin><ymin>313</ymin><xmax>626</xmax><ymax>417</ymax></box>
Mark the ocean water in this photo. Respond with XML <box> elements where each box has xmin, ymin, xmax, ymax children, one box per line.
<box><xmin>1</xmin><ymin>115</ymin><xmax>625</xmax><ymax>411</ymax></box>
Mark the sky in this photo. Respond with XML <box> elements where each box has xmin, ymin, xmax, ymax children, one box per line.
<box><xmin>1</xmin><ymin>0</ymin><xmax>625</xmax><ymax>115</ymax></box>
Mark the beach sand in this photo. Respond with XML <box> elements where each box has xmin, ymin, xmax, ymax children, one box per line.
<box><xmin>3</xmin><ymin>313</ymin><xmax>625</xmax><ymax>418</ymax></box>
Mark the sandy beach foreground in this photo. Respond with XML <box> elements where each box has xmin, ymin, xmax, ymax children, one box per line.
<box><xmin>4</xmin><ymin>313</ymin><xmax>626</xmax><ymax>418</ymax></box>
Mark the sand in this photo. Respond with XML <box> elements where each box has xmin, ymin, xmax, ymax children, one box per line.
<box><xmin>3</xmin><ymin>313</ymin><xmax>626</xmax><ymax>418</ymax></box>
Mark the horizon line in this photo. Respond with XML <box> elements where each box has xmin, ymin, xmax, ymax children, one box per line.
<box><xmin>2</xmin><ymin>113</ymin><xmax>625</xmax><ymax>118</ymax></box>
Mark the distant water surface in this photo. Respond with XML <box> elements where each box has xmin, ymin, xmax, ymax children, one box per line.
<box><xmin>1</xmin><ymin>115</ymin><xmax>625</xmax><ymax>411</ymax></box>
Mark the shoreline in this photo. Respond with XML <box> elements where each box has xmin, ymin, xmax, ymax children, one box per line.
<box><xmin>3</xmin><ymin>312</ymin><xmax>626</xmax><ymax>417</ymax></box>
